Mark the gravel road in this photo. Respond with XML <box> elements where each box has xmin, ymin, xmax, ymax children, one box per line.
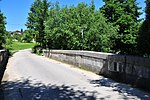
<box><xmin>1</xmin><ymin>49</ymin><xmax>150</xmax><ymax>100</ymax></box>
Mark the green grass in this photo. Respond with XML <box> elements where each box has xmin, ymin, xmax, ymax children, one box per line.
<box><xmin>11</xmin><ymin>41</ymin><xmax>36</xmax><ymax>50</ymax></box>
<box><xmin>78</xmin><ymin>66</ymin><xmax>93</xmax><ymax>72</ymax></box>
<box><xmin>10</xmin><ymin>41</ymin><xmax>36</xmax><ymax>55</ymax></box>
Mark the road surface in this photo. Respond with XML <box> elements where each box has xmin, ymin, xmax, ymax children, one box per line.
<box><xmin>1</xmin><ymin>49</ymin><xmax>150</xmax><ymax>100</ymax></box>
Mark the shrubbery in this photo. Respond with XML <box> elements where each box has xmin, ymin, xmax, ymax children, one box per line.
<box><xmin>12</xmin><ymin>33</ymin><xmax>22</xmax><ymax>42</ymax></box>
<box><xmin>0</xmin><ymin>10</ymin><xmax>6</xmax><ymax>49</ymax></box>
<box><xmin>32</xmin><ymin>44</ymin><xmax>43</xmax><ymax>55</ymax></box>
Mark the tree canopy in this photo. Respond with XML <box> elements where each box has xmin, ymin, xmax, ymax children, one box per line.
<box><xmin>26</xmin><ymin>0</ymin><xmax>49</xmax><ymax>48</ymax></box>
<box><xmin>0</xmin><ymin>10</ymin><xmax>6</xmax><ymax>49</ymax></box>
<box><xmin>25</xmin><ymin>0</ymin><xmax>148</xmax><ymax>56</ymax></box>
<box><xmin>44</xmin><ymin>1</ymin><xmax>117</xmax><ymax>52</ymax></box>
<box><xmin>101</xmin><ymin>0</ymin><xmax>142</xmax><ymax>54</ymax></box>
<box><xmin>138</xmin><ymin>0</ymin><xmax>150</xmax><ymax>57</ymax></box>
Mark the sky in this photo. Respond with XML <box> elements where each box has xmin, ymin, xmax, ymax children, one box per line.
<box><xmin>0</xmin><ymin>0</ymin><xmax>146</xmax><ymax>31</ymax></box>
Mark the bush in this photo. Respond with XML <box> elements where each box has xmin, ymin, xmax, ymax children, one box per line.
<box><xmin>32</xmin><ymin>45</ymin><xmax>43</xmax><ymax>55</ymax></box>
<box><xmin>5</xmin><ymin>38</ymin><xmax>13</xmax><ymax>50</ymax></box>
<box><xmin>13</xmin><ymin>33</ymin><xmax>23</xmax><ymax>42</ymax></box>
<box><xmin>22</xmin><ymin>30</ymin><xmax>34</xmax><ymax>43</ymax></box>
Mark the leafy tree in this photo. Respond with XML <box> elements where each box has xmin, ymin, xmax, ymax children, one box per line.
<box><xmin>44</xmin><ymin>2</ymin><xmax>62</xmax><ymax>49</ymax></box>
<box><xmin>138</xmin><ymin>0</ymin><xmax>150</xmax><ymax>57</ymax></box>
<box><xmin>0</xmin><ymin>10</ymin><xmax>6</xmax><ymax>49</ymax></box>
<box><xmin>21</xmin><ymin>28</ymin><xmax>23</xmax><ymax>33</ymax></box>
<box><xmin>12</xmin><ymin>33</ymin><xmax>22</xmax><ymax>42</ymax></box>
<box><xmin>101</xmin><ymin>0</ymin><xmax>142</xmax><ymax>54</ymax></box>
<box><xmin>26</xmin><ymin>0</ymin><xmax>49</xmax><ymax>48</ymax></box>
<box><xmin>22</xmin><ymin>30</ymin><xmax>34</xmax><ymax>43</ymax></box>
<box><xmin>4</xmin><ymin>31</ymin><xmax>13</xmax><ymax>50</ymax></box>
<box><xmin>44</xmin><ymin>1</ymin><xmax>117</xmax><ymax>52</ymax></box>
<box><xmin>86</xmin><ymin>11</ymin><xmax>117</xmax><ymax>52</ymax></box>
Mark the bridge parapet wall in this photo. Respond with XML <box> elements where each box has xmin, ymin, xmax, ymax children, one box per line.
<box><xmin>0</xmin><ymin>50</ymin><xmax>9</xmax><ymax>83</ymax></box>
<box><xmin>44</xmin><ymin>50</ymin><xmax>150</xmax><ymax>91</ymax></box>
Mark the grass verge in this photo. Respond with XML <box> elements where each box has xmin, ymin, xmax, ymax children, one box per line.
<box><xmin>10</xmin><ymin>41</ymin><xmax>36</xmax><ymax>55</ymax></box>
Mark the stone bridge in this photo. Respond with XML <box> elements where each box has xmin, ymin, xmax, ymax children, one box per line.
<box><xmin>0</xmin><ymin>49</ymin><xmax>150</xmax><ymax>100</ymax></box>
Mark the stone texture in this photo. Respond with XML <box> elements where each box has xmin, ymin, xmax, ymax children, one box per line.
<box><xmin>44</xmin><ymin>50</ymin><xmax>150</xmax><ymax>91</ymax></box>
<box><xmin>0</xmin><ymin>50</ymin><xmax>9</xmax><ymax>83</ymax></box>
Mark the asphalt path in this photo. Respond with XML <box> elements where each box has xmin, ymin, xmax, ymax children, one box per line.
<box><xmin>1</xmin><ymin>49</ymin><xmax>150</xmax><ymax>100</ymax></box>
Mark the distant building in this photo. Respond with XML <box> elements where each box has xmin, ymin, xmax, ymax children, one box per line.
<box><xmin>11</xmin><ymin>30</ymin><xmax>23</xmax><ymax>36</ymax></box>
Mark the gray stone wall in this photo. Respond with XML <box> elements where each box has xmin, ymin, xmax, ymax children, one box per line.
<box><xmin>44</xmin><ymin>50</ymin><xmax>150</xmax><ymax>91</ymax></box>
<box><xmin>0</xmin><ymin>50</ymin><xmax>9</xmax><ymax>83</ymax></box>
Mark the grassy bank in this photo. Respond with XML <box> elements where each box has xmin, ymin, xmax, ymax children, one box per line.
<box><xmin>10</xmin><ymin>41</ymin><xmax>36</xmax><ymax>54</ymax></box>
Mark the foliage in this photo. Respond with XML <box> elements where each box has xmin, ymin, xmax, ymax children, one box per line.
<box><xmin>10</xmin><ymin>41</ymin><xmax>36</xmax><ymax>53</ymax></box>
<box><xmin>12</xmin><ymin>33</ymin><xmax>22</xmax><ymax>42</ymax></box>
<box><xmin>138</xmin><ymin>0</ymin><xmax>150</xmax><ymax>57</ymax></box>
<box><xmin>44</xmin><ymin>1</ymin><xmax>117</xmax><ymax>52</ymax></box>
<box><xmin>7</xmin><ymin>41</ymin><xmax>35</xmax><ymax>55</ymax></box>
<box><xmin>101</xmin><ymin>0</ymin><xmax>142</xmax><ymax>54</ymax></box>
<box><xmin>26</xmin><ymin>0</ymin><xmax>49</xmax><ymax>48</ymax></box>
<box><xmin>3</xmin><ymin>31</ymin><xmax>13</xmax><ymax>50</ymax></box>
<box><xmin>22</xmin><ymin>29</ymin><xmax>34</xmax><ymax>43</ymax></box>
<box><xmin>21</xmin><ymin>28</ymin><xmax>23</xmax><ymax>33</ymax></box>
<box><xmin>26</xmin><ymin>0</ymin><xmax>144</xmax><ymax>55</ymax></box>
<box><xmin>32</xmin><ymin>44</ymin><xmax>43</xmax><ymax>55</ymax></box>
<box><xmin>0</xmin><ymin>10</ymin><xmax>6</xmax><ymax>49</ymax></box>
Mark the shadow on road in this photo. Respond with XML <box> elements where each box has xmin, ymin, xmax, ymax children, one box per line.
<box><xmin>0</xmin><ymin>78</ymin><xmax>97</xmax><ymax>100</ymax></box>
<box><xmin>0</xmin><ymin>85</ymin><xmax>4</xmax><ymax>100</ymax></box>
<box><xmin>89</xmin><ymin>78</ymin><xmax>150</xmax><ymax>100</ymax></box>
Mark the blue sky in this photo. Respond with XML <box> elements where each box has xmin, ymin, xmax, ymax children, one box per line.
<box><xmin>0</xmin><ymin>0</ymin><xmax>146</xmax><ymax>31</ymax></box>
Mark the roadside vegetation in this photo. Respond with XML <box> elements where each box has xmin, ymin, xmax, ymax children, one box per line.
<box><xmin>0</xmin><ymin>14</ymin><xmax>36</xmax><ymax>54</ymax></box>
<box><xmin>4</xmin><ymin>39</ymin><xmax>36</xmax><ymax>55</ymax></box>
<box><xmin>25</xmin><ymin>0</ymin><xmax>148</xmax><ymax>57</ymax></box>
<box><xmin>0</xmin><ymin>10</ymin><xmax>6</xmax><ymax>50</ymax></box>
<box><xmin>10</xmin><ymin>41</ymin><xmax>36</xmax><ymax>53</ymax></box>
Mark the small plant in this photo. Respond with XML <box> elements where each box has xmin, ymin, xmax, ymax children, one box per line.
<box><xmin>32</xmin><ymin>44</ymin><xmax>43</xmax><ymax>55</ymax></box>
<box><xmin>4</xmin><ymin>38</ymin><xmax>13</xmax><ymax>50</ymax></box>
<box><xmin>78</xmin><ymin>66</ymin><xmax>91</xmax><ymax>72</ymax></box>
<box><xmin>12</xmin><ymin>33</ymin><xmax>23</xmax><ymax>42</ymax></box>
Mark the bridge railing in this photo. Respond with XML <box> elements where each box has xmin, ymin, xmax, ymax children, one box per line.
<box><xmin>44</xmin><ymin>50</ymin><xmax>150</xmax><ymax>91</ymax></box>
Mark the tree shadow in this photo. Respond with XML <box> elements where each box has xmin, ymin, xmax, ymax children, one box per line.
<box><xmin>89</xmin><ymin>78</ymin><xmax>150</xmax><ymax>100</ymax></box>
<box><xmin>0</xmin><ymin>85</ymin><xmax>4</xmax><ymax>100</ymax></box>
<box><xmin>0</xmin><ymin>78</ymin><xmax>97</xmax><ymax>100</ymax></box>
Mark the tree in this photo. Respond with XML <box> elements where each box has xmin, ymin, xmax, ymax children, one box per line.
<box><xmin>44</xmin><ymin>1</ymin><xmax>117</xmax><ymax>52</ymax></box>
<box><xmin>26</xmin><ymin>0</ymin><xmax>49</xmax><ymax>48</ymax></box>
<box><xmin>21</xmin><ymin>28</ymin><xmax>23</xmax><ymax>33</ymax></box>
<box><xmin>138</xmin><ymin>0</ymin><xmax>150</xmax><ymax>57</ymax></box>
<box><xmin>101</xmin><ymin>0</ymin><xmax>142</xmax><ymax>54</ymax></box>
<box><xmin>86</xmin><ymin>11</ymin><xmax>117</xmax><ymax>52</ymax></box>
<box><xmin>0</xmin><ymin>10</ymin><xmax>6</xmax><ymax>49</ymax></box>
<box><xmin>44</xmin><ymin>2</ymin><xmax>62</xmax><ymax>49</ymax></box>
<box><xmin>22</xmin><ymin>30</ymin><xmax>34</xmax><ymax>43</ymax></box>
